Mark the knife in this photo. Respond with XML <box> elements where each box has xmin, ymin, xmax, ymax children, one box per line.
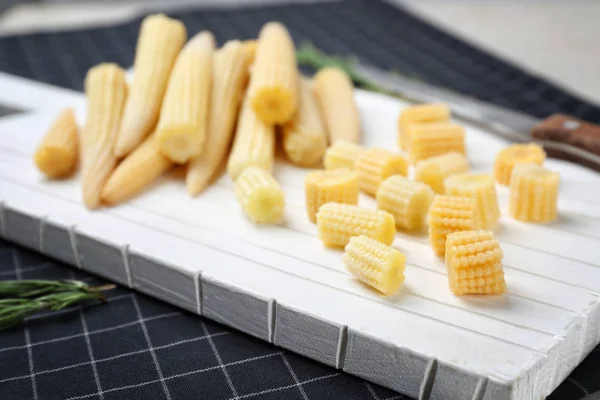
<box><xmin>354</xmin><ymin>62</ymin><xmax>600</xmax><ymax>172</ymax></box>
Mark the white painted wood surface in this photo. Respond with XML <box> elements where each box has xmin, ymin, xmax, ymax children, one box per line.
<box><xmin>0</xmin><ymin>74</ymin><xmax>599</xmax><ymax>400</ymax></box>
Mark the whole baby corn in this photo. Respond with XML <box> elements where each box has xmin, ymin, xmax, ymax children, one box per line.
<box><xmin>101</xmin><ymin>133</ymin><xmax>172</xmax><ymax>206</ymax></box>
<box><xmin>282</xmin><ymin>77</ymin><xmax>328</xmax><ymax>166</ymax></box>
<box><xmin>34</xmin><ymin>108</ymin><xmax>79</xmax><ymax>179</ymax></box>
<box><xmin>317</xmin><ymin>203</ymin><xmax>396</xmax><ymax>248</ymax></box>
<box><xmin>376</xmin><ymin>175</ymin><xmax>433</xmax><ymax>231</ymax></box>
<box><xmin>323</xmin><ymin>140</ymin><xmax>365</xmax><ymax>170</ymax></box>
<box><xmin>115</xmin><ymin>14</ymin><xmax>186</xmax><ymax>157</ymax></box>
<box><xmin>414</xmin><ymin>152</ymin><xmax>469</xmax><ymax>194</ymax></box>
<box><xmin>312</xmin><ymin>67</ymin><xmax>361</xmax><ymax>144</ymax></box>
<box><xmin>227</xmin><ymin>95</ymin><xmax>275</xmax><ymax>180</ymax></box>
<box><xmin>494</xmin><ymin>143</ymin><xmax>546</xmax><ymax>185</ymax></box>
<box><xmin>186</xmin><ymin>40</ymin><xmax>251</xmax><ymax>196</ymax></box>
<box><xmin>156</xmin><ymin>31</ymin><xmax>215</xmax><ymax>164</ymax></box>
<box><xmin>344</xmin><ymin>235</ymin><xmax>406</xmax><ymax>295</ymax></box>
<box><xmin>355</xmin><ymin>148</ymin><xmax>408</xmax><ymax>196</ymax></box>
<box><xmin>80</xmin><ymin>63</ymin><xmax>128</xmax><ymax>209</ymax></box>
<box><xmin>248</xmin><ymin>22</ymin><xmax>298</xmax><ymax>124</ymax></box>
<box><xmin>234</xmin><ymin>167</ymin><xmax>285</xmax><ymax>224</ymax></box>
<box><xmin>445</xmin><ymin>230</ymin><xmax>506</xmax><ymax>295</ymax></box>
<box><xmin>398</xmin><ymin>103</ymin><xmax>450</xmax><ymax>150</ymax></box>
<box><xmin>305</xmin><ymin>168</ymin><xmax>359</xmax><ymax>223</ymax></box>
<box><xmin>509</xmin><ymin>163</ymin><xmax>560</xmax><ymax>223</ymax></box>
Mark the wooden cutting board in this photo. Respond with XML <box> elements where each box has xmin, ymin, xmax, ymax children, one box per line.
<box><xmin>1</xmin><ymin>73</ymin><xmax>599</xmax><ymax>400</ymax></box>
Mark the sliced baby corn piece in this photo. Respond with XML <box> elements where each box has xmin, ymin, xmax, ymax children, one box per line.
<box><xmin>428</xmin><ymin>195</ymin><xmax>478</xmax><ymax>256</ymax></box>
<box><xmin>155</xmin><ymin>31</ymin><xmax>215</xmax><ymax>164</ymax></box>
<box><xmin>34</xmin><ymin>108</ymin><xmax>79</xmax><ymax>179</ymax></box>
<box><xmin>227</xmin><ymin>94</ymin><xmax>275</xmax><ymax>180</ymax></box>
<box><xmin>305</xmin><ymin>168</ymin><xmax>359</xmax><ymax>223</ymax></box>
<box><xmin>316</xmin><ymin>203</ymin><xmax>396</xmax><ymax>248</ymax></box>
<box><xmin>414</xmin><ymin>152</ymin><xmax>469</xmax><ymax>194</ymax></box>
<box><xmin>355</xmin><ymin>148</ymin><xmax>408</xmax><ymax>196</ymax></box>
<box><xmin>444</xmin><ymin>173</ymin><xmax>500</xmax><ymax>230</ymax></box>
<box><xmin>282</xmin><ymin>77</ymin><xmax>328</xmax><ymax>166</ymax></box>
<box><xmin>243</xmin><ymin>39</ymin><xmax>257</xmax><ymax>65</ymax></box>
<box><xmin>409</xmin><ymin>122</ymin><xmax>465</xmax><ymax>163</ymax></box>
<box><xmin>344</xmin><ymin>235</ymin><xmax>406</xmax><ymax>295</ymax></box>
<box><xmin>323</xmin><ymin>140</ymin><xmax>365</xmax><ymax>170</ymax></box>
<box><xmin>186</xmin><ymin>40</ymin><xmax>251</xmax><ymax>196</ymax></box>
<box><xmin>313</xmin><ymin>67</ymin><xmax>361</xmax><ymax>144</ymax></box>
<box><xmin>376</xmin><ymin>175</ymin><xmax>433</xmax><ymax>231</ymax></box>
<box><xmin>80</xmin><ymin>63</ymin><xmax>128</xmax><ymax>209</ymax></box>
<box><xmin>494</xmin><ymin>143</ymin><xmax>546</xmax><ymax>185</ymax></box>
<box><xmin>115</xmin><ymin>14</ymin><xmax>186</xmax><ymax>157</ymax></box>
<box><xmin>398</xmin><ymin>103</ymin><xmax>450</xmax><ymax>150</ymax></box>
<box><xmin>446</xmin><ymin>230</ymin><xmax>506</xmax><ymax>295</ymax></box>
<box><xmin>248</xmin><ymin>22</ymin><xmax>298</xmax><ymax>124</ymax></box>
<box><xmin>509</xmin><ymin>163</ymin><xmax>560</xmax><ymax>223</ymax></box>
<box><xmin>234</xmin><ymin>167</ymin><xmax>285</xmax><ymax>224</ymax></box>
<box><xmin>101</xmin><ymin>133</ymin><xmax>172</xmax><ymax>206</ymax></box>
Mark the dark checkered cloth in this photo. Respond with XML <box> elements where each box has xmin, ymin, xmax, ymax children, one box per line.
<box><xmin>0</xmin><ymin>1</ymin><xmax>599</xmax><ymax>399</ymax></box>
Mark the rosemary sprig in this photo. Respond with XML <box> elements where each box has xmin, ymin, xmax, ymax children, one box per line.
<box><xmin>0</xmin><ymin>280</ymin><xmax>115</xmax><ymax>331</ymax></box>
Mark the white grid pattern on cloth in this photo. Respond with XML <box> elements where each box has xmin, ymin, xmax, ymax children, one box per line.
<box><xmin>201</xmin><ymin>321</ymin><xmax>240</xmax><ymax>399</ymax></box>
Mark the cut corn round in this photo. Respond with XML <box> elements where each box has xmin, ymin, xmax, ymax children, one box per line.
<box><xmin>494</xmin><ymin>143</ymin><xmax>546</xmax><ymax>185</ymax></box>
<box><xmin>509</xmin><ymin>163</ymin><xmax>560</xmax><ymax>223</ymax></box>
<box><xmin>234</xmin><ymin>167</ymin><xmax>285</xmax><ymax>224</ymax></box>
<box><xmin>34</xmin><ymin>108</ymin><xmax>79</xmax><ymax>179</ymax></box>
<box><xmin>398</xmin><ymin>103</ymin><xmax>450</xmax><ymax>150</ymax></box>
<box><xmin>409</xmin><ymin>122</ymin><xmax>465</xmax><ymax>163</ymax></box>
<box><xmin>445</xmin><ymin>230</ymin><xmax>506</xmax><ymax>295</ymax></box>
<box><xmin>355</xmin><ymin>148</ymin><xmax>408</xmax><ymax>196</ymax></box>
<box><xmin>248</xmin><ymin>22</ymin><xmax>298</xmax><ymax>124</ymax></box>
<box><xmin>444</xmin><ymin>173</ymin><xmax>500</xmax><ymax>230</ymax></box>
<box><xmin>323</xmin><ymin>140</ymin><xmax>365</xmax><ymax>170</ymax></box>
<box><xmin>316</xmin><ymin>203</ymin><xmax>396</xmax><ymax>248</ymax></box>
<box><xmin>313</xmin><ymin>67</ymin><xmax>361</xmax><ymax>144</ymax></box>
<box><xmin>343</xmin><ymin>235</ymin><xmax>406</xmax><ymax>295</ymax></box>
<box><xmin>414</xmin><ymin>152</ymin><xmax>469</xmax><ymax>194</ymax></box>
<box><xmin>376</xmin><ymin>175</ymin><xmax>434</xmax><ymax>231</ymax></box>
<box><xmin>305</xmin><ymin>168</ymin><xmax>359</xmax><ymax>223</ymax></box>
<box><xmin>428</xmin><ymin>195</ymin><xmax>478</xmax><ymax>256</ymax></box>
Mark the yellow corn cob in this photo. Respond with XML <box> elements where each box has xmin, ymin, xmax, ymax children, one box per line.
<box><xmin>355</xmin><ymin>148</ymin><xmax>408</xmax><ymax>196</ymax></box>
<box><xmin>444</xmin><ymin>173</ymin><xmax>500</xmax><ymax>230</ymax></box>
<box><xmin>323</xmin><ymin>140</ymin><xmax>365</xmax><ymax>170</ymax></box>
<box><xmin>101</xmin><ymin>133</ymin><xmax>172</xmax><ymax>206</ymax></box>
<box><xmin>509</xmin><ymin>163</ymin><xmax>560</xmax><ymax>223</ymax></box>
<box><xmin>186</xmin><ymin>40</ymin><xmax>251</xmax><ymax>196</ymax></box>
<box><xmin>343</xmin><ymin>235</ymin><xmax>406</xmax><ymax>295</ymax></box>
<box><xmin>155</xmin><ymin>31</ymin><xmax>215</xmax><ymax>164</ymax></box>
<box><xmin>312</xmin><ymin>67</ymin><xmax>361</xmax><ymax>144</ymax></box>
<box><xmin>234</xmin><ymin>167</ymin><xmax>285</xmax><ymax>224</ymax></box>
<box><xmin>316</xmin><ymin>203</ymin><xmax>396</xmax><ymax>248</ymax></box>
<box><xmin>414</xmin><ymin>152</ymin><xmax>470</xmax><ymax>194</ymax></box>
<box><xmin>409</xmin><ymin>122</ymin><xmax>465</xmax><ymax>163</ymax></box>
<box><xmin>115</xmin><ymin>14</ymin><xmax>186</xmax><ymax>157</ymax></box>
<box><xmin>81</xmin><ymin>63</ymin><xmax>128</xmax><ymax>209</ymax></box>
<box><xmin>248</xmin><ymin>22</ymin><xmax>298</xmax><ymax>124</ymax></box>
<box><xmin>282</xmin><ymin>77</ymin><xmax>328</xmax><ymax>166</ymax></box>
<box><xmin>376</xmin><ymin>175</ymin><xmax>434</xmax><ymax>231</ymax></box>
<box><xmin>445</xmin><ymin>230</ymin><xmax>506</xmax><ymax>295</ymax></box>
<box><xmin>398</xmin><ymin>103</ymin><xmax>450</xmax><ymax>150</ymax></box>
<box><xmin>227</xmin><ymin>95</ymin><xmax>275</xmax><ymax>180</ymax></box>
<box><xmin>34</xmin><ymin>108</ymin><xmax>79</xmax><ymax>179</ymax></box>
<box><xmin>494</xmin><ymin>143</ymin><xmax>546</xmax><ymax>185</ymax></box>
<box><xmin>305</xmin><ymin>168</ymin><xmax>359</xmax><ymax>223</ymax></box>
<box><xmin>428</xmin><ymin>195</ymin><xmax>478</xmax><ymax>256</ymax></box>
<box><xmin>243</xmin><ymin>39</ymin><xmax>257</xmax><ymax>65</ymax></box>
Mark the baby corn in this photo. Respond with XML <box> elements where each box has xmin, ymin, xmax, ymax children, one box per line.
<box><xmin>34</xmin><ymin>108</ymin><xmax>79</xmax><ymax>179</ymax></box>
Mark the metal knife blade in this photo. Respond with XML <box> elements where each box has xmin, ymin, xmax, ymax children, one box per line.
<box><xmin>354</xmin><ymin>62</ymin><xmax>600</xmax><ymax>170</ymax></box>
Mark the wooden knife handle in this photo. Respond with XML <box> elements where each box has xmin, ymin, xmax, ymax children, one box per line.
<box><xmin>530</xmin><ymin>113</ymin><xmax>600</xmax><ymax>171</ymax></box>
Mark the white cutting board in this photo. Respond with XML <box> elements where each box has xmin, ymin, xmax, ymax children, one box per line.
<box><xmin>1</xmin><ymin>72</ymin><xmax>599</xmax><ymax>400</ymax></box>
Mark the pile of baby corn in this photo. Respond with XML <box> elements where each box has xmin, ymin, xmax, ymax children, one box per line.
<box><xmin>33</xmin><ymin>15</ymin><xmax>560</xmax><ymax>298</ymax></box>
